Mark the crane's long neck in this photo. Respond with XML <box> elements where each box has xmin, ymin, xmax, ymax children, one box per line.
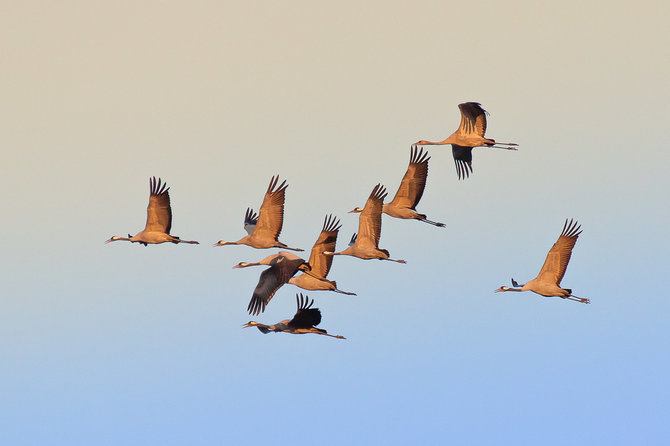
<box><xmin>106</xmin><ymin>236</ymin><xmax>132</xmax><ymax>243</ymax></box>
<box><xmin>322</xmin><ymin>250</ymin><xmax>343</xmax><ymax>257</ymax></box>
<box><xmin>235</xmin><ymin>261</ymin><xmax>264</xmax><ymax>269</ymax></box>
<box><xmin>416</xmin><ymin>139</ymin><xmax>450</xmax><ymax>146</ymax></box>
<box><xmin>245</xmin><ymin>322</ymin><xmax>277</xmax><ymax>333</ymax></box>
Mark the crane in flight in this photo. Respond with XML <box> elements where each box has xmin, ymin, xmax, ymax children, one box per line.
<box><xmin>325</xmin><ymin>184</ymin><xmax>406</xmax><ymax>263</ymax></box>
<box><xmin>214</xmin><ymin>175</ymin><xmax>303</xmax><ymax>251</ymax></box>
<box><xmin>244</xmin><ymin>293</ymin><xmax>345</xmax><ymax>339</ymax></box>
<box><xmin>288</xmin><ymin>215</ymin><xmax>356</xmax><ymax>295</ymax></box>
<box><xmin>349</xmin><ymin>146</ymin><xmax>444</xmax><ymax>227</ymax></box>
<box><xmin>495</xmin><ymin>219</ymin><xmax>589</xmax><ymax>304</ymax></box>
<box><xmin>415</xmin><ymin>102</ymin><xmax>517</xmax><ymax>180</ymax></box>
<box><xmin>105</xmin><ymin>177</ymin><xmax>198</xmax><ymax>246</ymax></box>
<box><xmin>235</xmin><ymin>251</ymin><xmax>327</xmax><ymax>315</ymax></box>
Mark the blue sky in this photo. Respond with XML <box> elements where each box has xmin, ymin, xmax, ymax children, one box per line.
<box><xmin>1</xmin><ymin>1</ymin><xmax>669</xmax><ymax>444</ymax></box>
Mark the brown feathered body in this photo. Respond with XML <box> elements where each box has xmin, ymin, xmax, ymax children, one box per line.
<box><xmin>496</xmin><ymin>219</ymin><xmax>589</xmax><ymax>304</ymax></box>
<box><xmin>415</xmin><ymin>102</ymin><xmax>517</xmax><ymax>180</ymax></box>
<box><xmin>288</xmin><ymin>215</ymin><xmax>356</xmax><ymax>295</ymax></box>
<box><xmin>215</xmin><ymin>175</ymin><xmax>303</xmax><ymax>251</ymax></box>
<box><xmin>330</xmin><ymin>185</ymin><xmax>405</xmax><ymax>263</ymax></box>
<box><xmin>106</xmin><ymin>177</ymin><xmax>198</xmax><ymax>246</ymax></box>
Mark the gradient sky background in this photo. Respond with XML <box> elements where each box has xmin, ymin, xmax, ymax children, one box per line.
<box><xmin>2</xmin><ymin>1</ymin><xmax>669</xmax><ymax>444</ymax></box>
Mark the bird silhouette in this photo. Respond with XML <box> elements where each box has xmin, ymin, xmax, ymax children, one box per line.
<box><xmin>244</xmin><ymin>293</ymin><xmax>345</xmax><ymax>339</ymax></box>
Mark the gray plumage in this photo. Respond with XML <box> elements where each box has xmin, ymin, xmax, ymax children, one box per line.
<box><xmin>243</xmin><ymin>293</ymin><xmax>345</xmax><ymax>339</ymax></box>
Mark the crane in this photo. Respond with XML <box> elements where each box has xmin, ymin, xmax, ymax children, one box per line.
<box><xmin>349</xmin><ymin>146</ymin><xmax>444</xmax><ymax>227</ymax></box>
<box><xmin>235</xmin><ymin>251</ymin><xmax>320</xmax><ymax>315</ymax></box>
<box><xmin>105</xmin><ymin>177</ymin><xmax>198</xmax><ymax>246</ymax></box>
<box><xmin>244</xmin><ymin>293</ymin><xmax>345</xmax><ymax>339</ymax></box>
<box><xmin>288</xmin><ymin>215</ymin><xmax>357</xmax><ymax>295</ymax></box>
<box><xmin>324</xmin><ymin>184</ymin><xmax>406</xmax><ymax>263</ymax></box>
<box><xmin>214</xmin><ymin>175</ymin><xmax>303</xmax><ymax>251</ymax></box>
<box><xmin>495</xmin><ymin>219</ymin><xmax>589</xmax><ymax>304</ymax></box>
<box><xmin>415</xmin><ymin>102</ymin><xmax>518</xmax><ymax>180</ymax></box>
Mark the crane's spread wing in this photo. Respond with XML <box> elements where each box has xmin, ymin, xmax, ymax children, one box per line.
<box><xmin>357</xmin><ymin>184</ymin><xmax>386</xmax><ymax>249</ymax></box>
<box><xmin>145</xmin><ymin>177</ymin><xmax>172</xmax><ymax>233</ymax></box>
<box><xmin>253</xmin><ymin>175</ymin><xmax>287</xmax><ymax>242</ymax></box>
<box><xmin>536</xmin><ymin>219</ymin><xmax>582</xmax><ymax>286</ymax></box>
<box><xmin>247</xmin><ymin>255</ymin><xmax>305</xmax><ymax>315</ymax></box>
<box><xmin>287</xmin><ymin>294</ymin><xmax>322</xmax><ymax>329</ymax></box>
<box><xmin>456</xmin><ymin>102</ymin><xmax>488</xmax><ymax>138</ymax></box>
<box><xmin>452</xmin><ymin>145</ymin><xmax>474</xmax><ymax>180</ymax></box>
<box><xmin>388</xmin><ymin>146</ymin><xmax>429</xmax><ymax>209</ymax></box>
<box><xmin>307</xmin><ymin>215</ymin><xmax>340</xmax><ymax>278</ymax></box>
<box><xmin>244</xmin><ymin>208</ymin><xmax>258</xmax><ymax>235</ymax></box>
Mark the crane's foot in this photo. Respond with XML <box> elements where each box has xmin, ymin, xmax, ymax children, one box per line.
<box><xmin>563</xmin><ymin>295</ymin><xmax>590</xmax><ymax>304</ymax></box>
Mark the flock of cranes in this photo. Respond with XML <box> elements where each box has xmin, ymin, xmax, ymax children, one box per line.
<box><xmin>106</xmin><ymin>102</ymin><xmax>589</xmax><ymax>340</ymax></box>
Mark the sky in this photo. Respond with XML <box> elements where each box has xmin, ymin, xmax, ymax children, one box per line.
<box><xmin>1</xmin><ymin>1</ymin><xmax>669</xmax><ymax>444</ymax></box>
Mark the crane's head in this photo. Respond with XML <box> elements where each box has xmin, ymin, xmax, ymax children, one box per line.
<box><xmin>298</xmin><ymin>262</ymin><xmax>312</xmax><ymax>272</ymax></box>
<box><xmin>214</xmin><ymin>240</ymin><xmax>230</xmax><ymax>247</ymax></box>
<box><xmin>105</xmin><ymin>235</ymin><xmax>131</xmax><ymax>243</ymax></box>
<box><xmin>348</xmin><ymin>207</ymin><xmax>364</xmax><ymax>214</ymax></box>
<box><xmin>495</xmin><ymin>286</ymin><xmax>511</xmax><ymax>293</ymax></box>
<box><xmin>233</xmin><ymin>261</ymin><xmax>253</xmax><ymax>269</ymax></box>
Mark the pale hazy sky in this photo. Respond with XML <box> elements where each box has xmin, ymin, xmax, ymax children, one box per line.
<box><xmin>2</xmin><ymin>1</ymin><xmax>669</xmax><ymax>445</ymax></box>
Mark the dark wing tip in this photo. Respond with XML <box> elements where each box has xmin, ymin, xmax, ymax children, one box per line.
<box><xmin>562</xmin><ymin>218</ymin><xmax>582</xmax><ymax>238</ymax></box>
<box><xmin>323</xmin><ymin>214</ymin><xmax>341</xmax><ymax>233</ymax></box>
<box><xmin>370</xmin><ymin>184</ymin><xmax>387</xmax><ymax>201</ymax></box>
<box><xmin>149</xmin><ymin>176</ymin><xmax>170</xmax><ymax>196</ymax></box>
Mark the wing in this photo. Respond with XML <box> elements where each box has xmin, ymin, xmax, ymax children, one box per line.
<box><xmin>357</xmin><ymin>184</ymin><xmax>386</xmax><ymax>249</ymax></box>
<box><xmin>535</xmin><ymin>219</ymin><xmax>582</xmax><ymax>286</ymax></box>
<box><xmin>288</xmin><ymin>294</ymin><xmax>322</xmax><ymax>329</ymax></box>
<box><xmin>244</xmin><ymin>208</ymin><xmax>258</xmax><ymax>235</ymax></box>
<box><xmin>452</xmin><ymin>145</ymin><xmax>474</xmax><ymax>180</ymax></box>
<box><xmin>145</xmin><ymin>177</ymin><xmax>172</xmax><ymax>233</ymax></box>
<box><xmin>307</xmin><ymin>215</ymin><xmax>341</xmax><ymax>278</ymax></box>
<box><xmin>456</xmin><ymin>102</ymin><xmax>488</xmax><ymax>138</ymax></box>
<box><xmin>388</xmin><ymin>146</ymin><xmax>429</xmax><ymax>209</ymax></box>
<box><xmin>253</xmin><ymin>175</ymin><xmax>287</xmax><ymax>242</ymax></box>
<box><xmin>247</xmin><ymin>255</ymin><xmax>306</xmax><ymax>315</ymax></box>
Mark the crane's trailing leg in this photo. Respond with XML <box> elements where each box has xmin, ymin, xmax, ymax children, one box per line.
<box><xmin>563</xmin><ymin>295</ymin><xmax>590</xmax><ymax>304</ymax></box>
<box><xmin>484</xmin><ymin>144</ymin><xmax>518</xmax><ymax>150</ymax></box>
<box><xmin>419</xmin><ymin>217</ymin><xmax>446</xmax><ymax>228</ymax></box>
<box><xmin>332</xmin><ymin>288</ymin><xmax>357</xmax><ymax>296</ymax></box>
<box><xmin>384</xmin><ymin>258</ymin><xmax>407</xmax><ymax>264</ymax></box>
